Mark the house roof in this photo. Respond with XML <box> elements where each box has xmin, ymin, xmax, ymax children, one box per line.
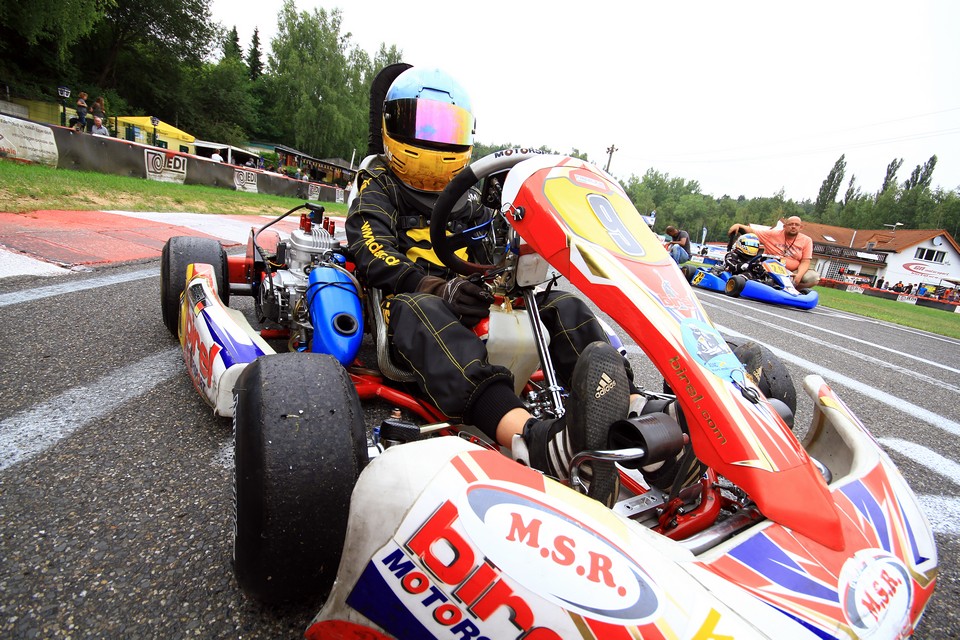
<box><xmin>799</xmin><ymin>220</ymin><xmax>960</xmax><ymax>255</ymax></box>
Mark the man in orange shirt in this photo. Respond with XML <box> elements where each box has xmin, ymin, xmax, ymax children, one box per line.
<box><xmin>728</xmin><ymin>216</ymin><xmax>819</xmax><ymax>289</ymax></box>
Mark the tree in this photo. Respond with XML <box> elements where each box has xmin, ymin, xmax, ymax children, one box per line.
<box><xmin>880</xmin><ymin>158</ymin><xmax>903</xmax><ymax>195</ymax></box>
<box><xmin>181</xmin><ymin>57</ymin><xmax>258</xmax><ymax>145</ymax></box>
<box><xmin>268</xmin><ymin>1</ymin><xmax>365</xmax><ymax>158</ymax></box>
<box><xmin>224</xmin><ymin>26</ymin><xmax>242</xmax><ymax>60</ymax></box>
<box><xmin>843</xmin><ymin>174</ymin><xmax>860</xmax><ymax>208</ymax></box>
<box><xmin>247</xmin><ymin>28</ymin><xmax>263</xmax><ymax>80</ymax></box>
<box><xmin>814</xmin><ymin>154</ymin><xmax>846</xmax><ymax>217</ymax></box>
<box><xmin>85</xmin><ymin>0</ymin><xmax>215</xmax><ymax>90</ymax></box>
<box><xmin>0</xmin><ymin>0</ymin><xmax>110</xmax><ymax>57</ymax></box>
<box><xmin>621</xmin><ymin>175</ymin><xmax>657</xmax><ymax>222</ymax></box>
<box><xmin>903</xmin><ymin>155</ymin><xmax>937</xmax><ymax>192</ymax></box>
<box><xmin>899</xmin><ymin>155</ymin><xmax>938</xmax><ymax>227</ymax></box>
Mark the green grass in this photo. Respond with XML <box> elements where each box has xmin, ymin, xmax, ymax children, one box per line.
<box><xmin>3</xmin><ymin>158</ymin><xmax>959</xmax><ymax>338</ymax></box>
<box><xmin>0</xmin><ymin>159</ymin><xmax>349</xmax><ymax>217</ymax></box>
<box><xmin>815</xmin><ymin>287</ymin><xmax>960</xmax><ymax>339</ymax></box>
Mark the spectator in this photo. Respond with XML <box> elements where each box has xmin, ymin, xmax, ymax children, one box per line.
<box><xmin>728</xmin><ymin>216</ymin><xmax>819</xmax><ymax>290</ymax></box>
<box><xmin>876</xmin><ymin>277</ymin><xmax>885</xmax><ymax>289</ymax></box>
<box><xmin>917</xmin><ymin>284</ymin><xmax>928</xmax><ymax>297</ymax></box>
<box><xmin>90</xmin><ymin>117</ymin><xmax>110</xmax><ymax>136</ymax></box>
<box><xmin>891</xmin><ymin>281</ymin><xmax>905</xmax><ymax>293</ymax></box>
<box><xmin>664</xmin><ymin>225</ymin><xmax>691</xmax><ymax>264</ymax></box>
<box><xmin>75</xmin><ymin>91</ymin><xmax>89</xmax><ymax>132</ymax></box>
<box><xmin>211</xmin><ymin>150</ymin><xmax>224</xmax><ymax>162</ymax></box>
<box><xmin>88</xmin><ymin>96</ymin><xmax>106</xmax><ymax>133</ymax></box>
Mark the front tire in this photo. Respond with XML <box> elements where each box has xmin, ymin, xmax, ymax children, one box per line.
<box><xmin>160</xmin><ymin>236</ymin><xmax>229</xmax><ymax>337</ymax></box>
<box><xmin>233</xmin><ymin>352</ymin><xmax>368</xmax><ymax>605</ymax></box>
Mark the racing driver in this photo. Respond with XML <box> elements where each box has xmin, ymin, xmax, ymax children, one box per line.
<box><xmin>345</xmin><ymin>65</ymin><xmax>632</xmax><ymax>504</ymax></box>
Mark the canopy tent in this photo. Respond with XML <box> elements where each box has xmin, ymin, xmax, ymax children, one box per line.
<box><xmin>115</xmin><ymin>116</ymin><xmax>195</xmax><ymax>143</ymax></box>
<box><xmin>193</xmin><ymin>140</ymin><xmax>260</xmax><ymax>166</ymax></box>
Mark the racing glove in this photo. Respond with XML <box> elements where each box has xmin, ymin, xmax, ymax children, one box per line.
<box><xmin>417</xmin><ymin>275</ymin><xmax>494</xmax><ymax>325</ymax></box>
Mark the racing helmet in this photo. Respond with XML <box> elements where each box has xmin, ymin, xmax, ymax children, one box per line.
<box><xmin>734</xmin><ymin>233</ymin><xmax>762</xmax><ymax>258</ymax></box>
<box><xmin>382</xmin><ymin>67</ymin><xmax>475</xmax><ymax>192</ymax></box>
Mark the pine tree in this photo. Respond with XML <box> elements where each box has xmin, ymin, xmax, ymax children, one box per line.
<box><xmin>224</xmin><ymin>26</ymin><xmax>242</xmax><ymax>60</ymax></box>
<box><xmin>247</xmin><ymin>28</ymin><xmax>263</xmax><ymax>80</ymax></box>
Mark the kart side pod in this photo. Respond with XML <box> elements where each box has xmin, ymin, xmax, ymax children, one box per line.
<box><xmin>307</xmin><ymin>266</ymin><xmax>363</xmax><ymax>365</ymax></box>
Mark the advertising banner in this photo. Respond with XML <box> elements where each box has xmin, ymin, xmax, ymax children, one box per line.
<box><xmin>0</xmin><ymin>115</ymin><xmax>58</xmax><ymax>165</ymax></box>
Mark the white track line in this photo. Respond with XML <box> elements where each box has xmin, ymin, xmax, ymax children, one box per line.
<box><xmin>708</xmin><ymin>301</ymin><xmax>960</xmax><ymax>394</ymax></box>
<box><xmin>624</xmin><ymin>327</ymin><xmax>960</xmax><ymax>438</ymax></box>
<box><xmin>700</xmin><ymin>295</ymin><xmax>960</xmax><ymax>373</ymax></box>
<box><xmin>0</xmin><ymin>348</ymin><xmax>181</xmax><ymax>472</ymax></box>
<box><xmin>716</xmin><ymin>325</ymin><xmax>960</xmax><ymax>437</ymax></box>
<box><xmin>0</xmin><ymin>268</ymin><xmax>157</xmax><ymax>308</ymax></box>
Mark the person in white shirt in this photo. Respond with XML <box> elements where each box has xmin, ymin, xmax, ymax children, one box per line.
<box><xmin>90</xmin><ymin>117</ymin><xmax>109</xmax><ymax>136</ymax></box>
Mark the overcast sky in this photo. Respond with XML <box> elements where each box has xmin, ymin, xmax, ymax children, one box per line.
<box><xmin>210</xmin><ymin>0</ymin><xmax>960</xmax><ymax>202</ymax></box>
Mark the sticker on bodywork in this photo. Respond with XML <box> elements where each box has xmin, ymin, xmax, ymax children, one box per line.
<box><xmin>680</xmin><ymin>318</ymin><xmax>742</xmax><ymax>378</ymax></box>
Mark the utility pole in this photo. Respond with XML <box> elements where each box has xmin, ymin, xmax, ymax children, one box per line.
<box><xmin>604</xmin><ymin>144</ymin><xmax>618</xmax><ymax>173</ymax></box>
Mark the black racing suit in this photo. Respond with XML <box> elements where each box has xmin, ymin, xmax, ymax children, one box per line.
<box><xmin>344</xmin><ymin>157</ymin><xmax>610</xmax><ymax>436</ymax></box>
<box><xmin>721</xmin><ymin>250</ymin><xmax>764</xmax><ymax>279</ymax></box>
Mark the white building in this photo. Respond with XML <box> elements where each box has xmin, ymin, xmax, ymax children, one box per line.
<box><xmin>801</xmin><ymin>221</ymin><xmax>960</xmax><ymax>293</ymax></box>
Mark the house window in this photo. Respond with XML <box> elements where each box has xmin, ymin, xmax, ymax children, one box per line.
<box><xmin>914</xmin><ymin>248</ymin><xmax>946</xmax><ymax>263</ymax></box>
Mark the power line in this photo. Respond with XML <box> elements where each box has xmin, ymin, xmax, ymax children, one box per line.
<box><xmin>640</xmin><ymin>127</ymin><xmax>960</xmax><ymax>166</ymax></box>
<box><xmin>658</xmin><ymin>106</ymin><xmax>960</xmax><ymax>160</ymax></box>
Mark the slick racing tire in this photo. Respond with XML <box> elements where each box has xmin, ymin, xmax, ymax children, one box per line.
<box><xmin>725</xmin><ymin>337</ymin><xmax>797</xmax><ymax>420</ymax></box>
<box><xmin>725</xmin><ymin>274</ymin><xmax>747</xmax><ymax>297</ymax></box>
<box><xmin>680</xmin><ymin>264</ymin><xmax>698</xmax><ymax>282</ymax></box>
<box><xmin>233</xmin><ymin>352</ymin><xmax>368</xmax><ymax>605</ymax></box>
<box><xmin>160</xmin><ymin>236</ymin><xmax>230</xmax><ymax>337</ymax></box>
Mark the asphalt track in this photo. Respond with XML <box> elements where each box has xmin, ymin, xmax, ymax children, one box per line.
<box><xmin>0</xmin><ymin>210</ymin><xmax>958</xmax><ymax>638</ymax></box>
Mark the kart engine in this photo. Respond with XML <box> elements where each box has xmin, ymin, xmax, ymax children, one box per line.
<box><xmin>258</xmin><ymin>222</ymin><xmax>359</xmax><ymax>358</ymax></box>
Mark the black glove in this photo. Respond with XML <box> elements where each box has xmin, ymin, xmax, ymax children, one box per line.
<box><xmin>417</xmin><ymin>275</ymin><xmax>493</xmax><ymax>325</ymax></box>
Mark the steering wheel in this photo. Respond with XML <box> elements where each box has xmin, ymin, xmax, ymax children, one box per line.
<box><xmin>430</xmin><ymin>150</ymin><xmax>543</xmax><ymax>275</ymax></box>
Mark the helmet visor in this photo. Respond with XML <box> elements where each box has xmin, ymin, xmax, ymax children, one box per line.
<box><xmin>737</xmin><ymin>237</ymin><xmax>761</xmax><ymax>256</ymax></box>
<box><xmin>384</xmin><ymin>98</ymin><xmax>474</xmax><ymax>147</ymax></box>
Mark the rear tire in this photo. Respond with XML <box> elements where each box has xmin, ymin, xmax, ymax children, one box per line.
<box><xmin>160</xmin><ymin>236</ymin><xmax>230</xmax><ymax>337</ymax></box>
<box><xmin>725</xmin><ymin>274</ymin><xmax>747</xmax><ymax>297</ymax></box>
<box><xmin>681</xmin><ymin>264</ymin><xmax>698</xmax><ymax>282</ymax></box>
<box><xmin>233</xmin><ymin>352</ymin><xmax>368</xmax><ymax>605</ymax></box>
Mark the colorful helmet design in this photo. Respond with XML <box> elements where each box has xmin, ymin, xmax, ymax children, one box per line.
<box><xmin>382</xmin><ymin>67</ymin><xmax>475</xmax><ymax>192</ymax></box>
<box><xmin>734</xmin><ymin>233</ymin><xmax>762</xmax><ymax>258</ymax></box>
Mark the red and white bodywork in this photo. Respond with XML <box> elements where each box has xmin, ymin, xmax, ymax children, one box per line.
<box><xmin>179</xmin><ymin>263</ymin><xmax>273</xmax><ymax>415</ymax></box>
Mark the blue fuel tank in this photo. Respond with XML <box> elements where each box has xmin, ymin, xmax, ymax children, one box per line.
<box><xmin>306</xmin><ymin>266</ymin><xmax>363</xmax><ymax>365</ymax></box>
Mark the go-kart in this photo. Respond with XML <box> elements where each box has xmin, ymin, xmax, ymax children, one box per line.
<box><xmin>161</xmin><ymin>149</ymin><xmax>935</xmax><ymax>639</ymax></box>
<box><xmin>681</xmin><ymin>235</ymin><xmax>819</xmax><ymax>310</ymax></box>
